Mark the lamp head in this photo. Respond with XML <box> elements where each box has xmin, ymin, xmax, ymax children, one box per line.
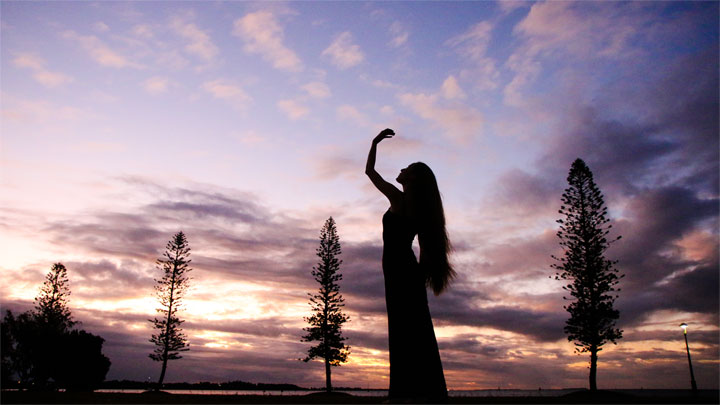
<box><xmin>680</xmin><ymin>323</ymin><xmax>688</xmax><ymax>334</ymax></box>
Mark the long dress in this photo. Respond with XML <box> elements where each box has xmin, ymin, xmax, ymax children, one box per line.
<box><xmin>382</xmin><ymin>209</ymin><xmax>447</xmax><ymax>400</ymax></box>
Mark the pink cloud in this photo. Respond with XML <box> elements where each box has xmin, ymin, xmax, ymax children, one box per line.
<box><xmin>233</xmin><ymin>11</ymin><xmax>303</xmax><ymax>72</ymax></box>
<box><xmin>397</xmin><ymin>92</ymin><xmax>483</xmax><ymax>144</ymax></box>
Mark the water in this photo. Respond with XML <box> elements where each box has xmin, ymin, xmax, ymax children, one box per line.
<box><xmin>95</xmin><ymin>389</ymin><xmax>383</xmax><ymax>396</ymax></box>
<box><xmin>94</xmin><ymin>389</ymin><xmax>579</xmax><ymax>397</ymax></box>
<box><xmin>45</xmin><ymin>388</ymin><xmax>720</xmax><ymax>399</ymax></box>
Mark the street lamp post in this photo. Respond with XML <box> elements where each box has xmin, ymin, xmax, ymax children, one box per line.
<box><xmin>679</xmin><ymin>323</ymin><xmax>697</xmax><ymax>392</ymax></box>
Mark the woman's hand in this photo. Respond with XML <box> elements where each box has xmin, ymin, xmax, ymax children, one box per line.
<box><xmin>373</xmin><ymin>128</ymin><xmax>395</xmax><ymax>145</ymax></box>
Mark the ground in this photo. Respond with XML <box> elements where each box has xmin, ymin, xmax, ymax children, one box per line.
<box><xmin>1</xmin><ymin>390</ymin><xmax>719</xmax><ymax>404</ymax></box>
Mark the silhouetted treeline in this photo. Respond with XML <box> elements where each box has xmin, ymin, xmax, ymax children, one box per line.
<box><xmin>1</xmin><ymin>263</ymin><xmax>111</xmax><ymax>391</ymax></box>
<box><xmin>98</xmin><ymin>379</ymin><xmax>382</xmax><ymax>391</ymax></box>
<box><xmin>100</xmin><ymin>379</ymin><xmax>304</xmax><ymax>391</ymax></box>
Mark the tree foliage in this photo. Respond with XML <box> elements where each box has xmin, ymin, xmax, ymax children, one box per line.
<box><xmin>2</xmin><ymin>310</ymin><xmax>36</xmax><ymax>387</ymax></box>
<box><xmin>53</xmin><ymin>330</ymin><xmax>112</xmax><ymax>391</ymax></box>
<box><xmin>552</xmin><ymin>158</ymin><xmax>623</xmax><ymax>391</ymax></box>
<box><xmin>149</xmin><ymin>231</ymin><xmax>192</xmax><ymax>389</ymax></box>
<box><xmin>34</xmin><ymin>263</ymin><xmax>76</xmax><ymax>333</ymax></box>
<box><xmin>301</xmin><ymin>217</ymin><xmax>350</xmax><ymax>392</ymax></box>
<box><xmin>1</xmin><ymin>263</ymin><xmax>110</xmax><ymax>391</ymax></box>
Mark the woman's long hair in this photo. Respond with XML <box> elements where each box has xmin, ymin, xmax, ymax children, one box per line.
<box><xmin>404</xmin><ymin>162</ymin><xmax>455</xmax><ymax>295</ymax></box>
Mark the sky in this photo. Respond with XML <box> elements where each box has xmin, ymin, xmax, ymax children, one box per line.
<box><xmin>1</xmin><ymin>0</ymin><xmax>718</xmax><ymax>391</ymax></box>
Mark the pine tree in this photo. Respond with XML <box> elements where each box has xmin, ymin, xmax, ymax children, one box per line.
<box><xmin>149</xmin><ymin>231</ymin><xmax>191</xmax><ymax>390</ymax></box>
<box><xmin>301</xmin><ymin>217</ymin><xmax>350</xmax><ymax>393</ymax></box>
<box><xmin>34</xmin><ymin>263</ymin><xmax>76</xmax><ymax>332</ymax></box>
<box><xmin>552</xmin><ymin>158</ymin><xmax>623</xmax><ymax>391</ymax></box>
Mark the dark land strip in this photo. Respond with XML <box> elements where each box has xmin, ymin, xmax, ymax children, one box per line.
<box><xmin>2</xmin><ymin>390</ymin><xmax>719</xmax><ymax>404</ymax></box>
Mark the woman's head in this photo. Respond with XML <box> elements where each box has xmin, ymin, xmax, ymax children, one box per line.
<box><xmin>400</xmin><ymin>162</ymin><xmax>455</xmax><ymax>295</ymax></box>
<box><xmin>396</xmin><ymin>162</ymin><xmax>431</xmax><ymax>188</ymax></box>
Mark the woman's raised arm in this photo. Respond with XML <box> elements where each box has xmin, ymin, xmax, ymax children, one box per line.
<box><xmin>366</xmin><ymin>129</ymin><xmax>402</xmax><ymax>208</ymax></box>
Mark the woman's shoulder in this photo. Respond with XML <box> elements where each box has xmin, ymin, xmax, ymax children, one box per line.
<box><xmin>388</xmin><ymin>193</ymin><xmax>407</xmax><ymax>213</ymax></box>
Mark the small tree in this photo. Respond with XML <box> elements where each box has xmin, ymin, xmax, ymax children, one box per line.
<box><xmin>1</xmin><ymin>312</ymin><xmax>14</xmax><ymax>387</ymax></box>
<box><xmin>1</xmin><ymin>310</ymin><xmax>44</xmax><ymax>388</ymax></box>
<box><xmin>54</xmin><ymin>330</ymin><xmax>111</xmax><ymax>391</ymax></box>
<box><xmin>302</xmin><ymin>217</ymin><xmax>350</xmax><ymax>392</ymax></box>
<box><xmin>149</xmin><ymin>231</ymin><xmax>192</xmax><ymax>390</ymax></box>
<box><xmin>34</xmin><ymin>263</ymin><xmax>76</xmax><ymax>332</ymax></box>
<box><xmin>552</xmin><ymin>158</ymin><xmax>623</xmax><ymax>391</ymax></box>
<box><xmin>1</xmin><ymin>310</ymin><xmax>32</xmax><ymax>388</ymax></box>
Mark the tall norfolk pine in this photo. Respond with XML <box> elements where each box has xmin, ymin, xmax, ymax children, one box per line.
<box><xmin>302</xmin><ymin>217</ymin><xmax>350</xmax><ymax>393</ymax></box>
<box><xmin>149</xmin><ymin>231</ymin><xmax>192</xmax><ymax>390</ymax></box>
<box><xmin>552</xmin><ymin>158</ymin><xmax>623</xmax><ymax>392</ymax></box>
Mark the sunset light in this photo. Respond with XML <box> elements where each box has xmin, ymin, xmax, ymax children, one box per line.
<box><xmin>1</xmin><ymin>0</ymin><xmax>718</xmax><ymax>396</ymax></box>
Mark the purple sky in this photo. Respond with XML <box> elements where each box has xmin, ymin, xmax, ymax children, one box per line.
<box><xmin>1</xmin><ymin>1</ymin><xmax>718</xmax><ymax>390</ymax></box>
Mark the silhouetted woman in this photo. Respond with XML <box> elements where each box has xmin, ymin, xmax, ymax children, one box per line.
<box><xmin>365</xmin><ymin>128</ymin><xmax>455</xmax><ymax>402</ymax></box>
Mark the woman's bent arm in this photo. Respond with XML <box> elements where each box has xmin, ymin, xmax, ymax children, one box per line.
<box><xmin>366</xmin><ymin>129</ymin><xmax>402</xmax><ymax>208</ymax></box>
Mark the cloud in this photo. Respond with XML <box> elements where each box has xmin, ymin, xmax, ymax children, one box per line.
<box><xmin>503</xmin><ymin>1</ymin><xmax>647</xmax><ymax>105</ymax></box>
<box><xmin>336</xmin><ymin>104</ymin><xmax>370</xmax><ymax>127</ymax></box>
<box><xmin>487</xmin><ymin>27</ymin><xmax>719</xmax><ymax>336</ymax></box>
<box><xmin>497</xmin><ymin>0</ymin><xmax>531</xmax><ymax>15</ymax></box>
<box><xmin>397</xmin><ymin>92</ymin><xmax>483</xmax><ymax>144</ymax></box>
<box><xmin>447</xmin><ymin>21</ymin><xmax>493</xmax><ymax>62</ymax></box>
<box><xmin>64</xmin><ymin>259</ymin><xmax>155</xmax><ymax>300</ymax></box>
<box><xmin>388</xmin><ymin>21</ymin><xmax>409</xmax><ymax>48</ymax></box>
<box><xmin>11</xmin><ymin>53</ymin><xmax>45</xmax><ymax>71</ymax></box>
<box><xmin>277</xmin><ymin>99</ymin><xmax>309</xmax><ymax>120</ymax></box>
<box><xmin>301</xmin><ymin>81</ymin><xmax>331</xmax><ymax>99</ymax></box>
<box><xmin>380</xmin><ymin>105</ymin><xmax>394</xmax><ymax>115</ymax></box>
<box><xmin>441</xmin><ymin>75</ymin><xmax>466</xmax><ymax>100</ymax></box>
<box><xmin>201</xmin><ymin>79</ymin><xmax>253</xmax><ymax>110</ymax></box>
<box><xmin>3</xmin><ymin>162</ymin><xmax>718</xmax><ymax>388</ymax></box>
<box><xmin>439</xmin><ymin>304</ymin><xmax>567</xmax><ymax>343</ymax></box>
<box><xmin>131</xmin><ymin>24</ymin><xmax>153</xmax><ymax>39</ymax></box>
<box><xmin>142</xmin><ymin>76</ymin><xmax>171</xmax><ymax>95</ymax></box>
<box><xmin>503</xmin><ymin>52</ymin><xmax>542</xmax><ymax>107</ymax></box>
<box><xmin>62</xmin><ymin>30</ymin><xmax>142</xmax><ymax>69</ymax></box>
<box><xmin>1</xmin><ymin>94</ymin><xmax>86</xmax><ymax>123</ymax></box>
<box><xmin>307</xmin><ymin>148</ymin><xmax>362</xmax><ymax>182</ymax></box>
<box><xmin>536</xmin><ymin>52</ymin><xmax>718</xmax><ymax>197</ymax></box>
<box><xmin>489</xmin><ymin>169</ymin><xmax>561</xmax><ymax>220</ymax></box>
<box><xmin>446</xmin><ymin>21</ymin><xmax>499</xmax><ymax>91</ymax></box>
<box><xmin>606</xmin><ymin>48</ymin><xmax>719</xmax><ymax>194</ymax></box>
<box><xmin>93</xmin><ymin>21</ymin><xmax>110</xmax><ymax>32</ymax></box>
<box><xmin>513</xmin><ymin>2</ymin><xmax>637</xmax><ymax>59</ymax></box>
<box><xmin>608</xmin><ymin>187</ymin><xmax>718</xmax><ymax>308</ymax></box>
<box><xmin>169</xmin><ymin>14</ymin><xmax>219</xmax><ymax>63</ymax></box>
<box><xmin>322</xmin><ymin>32</ymin><xmax>364</xmax><ymax>69</ymax></box>
<box><xmin>276</xmin><ymin>81</ymin><xmax>332</xmax><ymax>120</ymax></box>
<box><xmin>366</xmin><ymin>77</ymin><xmax>398</xmax><ymax>89</ymax></box>
<box><xmin>233</xmin><ymin>10</ymin><xmax>302</xmax><ymax>72</ymax></box>
<box><xmin>12</xmin><ymin>53</ymin><xmax>73</xmax><ymax>87</ymax></box>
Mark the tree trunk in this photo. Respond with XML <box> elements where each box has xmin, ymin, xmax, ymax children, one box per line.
<box><xmin>156</xmin><ymin>258</ymin><xmax>178</xmax><ymax>391</ymax></box>
<box><xmin>157</xmin><ymin>356</ymin><xmax>168</xmax><ymax>390</ymax></box>
<box><xmin>325</xmin><ymin>357</ymin><xmax>332</xmax><ymax>392</ymax></box>
<box><xmin>589</xmin><ymin>347</ymin><xmax>598</xmax><ymax>391</ymax></box>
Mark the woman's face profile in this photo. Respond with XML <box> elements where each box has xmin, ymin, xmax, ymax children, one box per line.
<box><xmin>396</xmin><ymin>164</ymin><xmax>416</xmax><ymax>185</ymax></box>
